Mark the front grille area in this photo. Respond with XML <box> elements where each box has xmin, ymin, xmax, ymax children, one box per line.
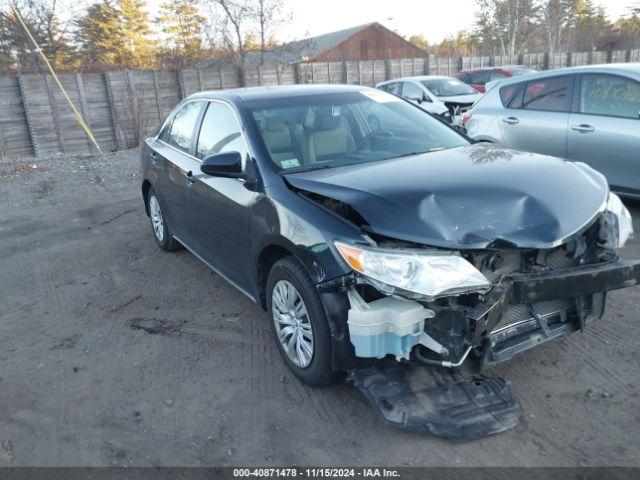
<box><xmin>492</xmin><ymin>299</ymin><xmax>572</xmax><ymax>333</ymax></box>
<box><xmin>471</xmin><ymin>247</ymin><xmax>579</xmax><ymax>336</ymax></box>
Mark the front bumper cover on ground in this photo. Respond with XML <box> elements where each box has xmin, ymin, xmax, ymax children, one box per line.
<box><xmin>349</xmin><ymin>364</ymin><xmax>521</xmax><ymax>442</ymax></box>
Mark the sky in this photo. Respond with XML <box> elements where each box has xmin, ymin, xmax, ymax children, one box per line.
<box><xmin>277</xmin><ymin>0</ymin><xmax>636</xmax><ymax>44</ymax></box>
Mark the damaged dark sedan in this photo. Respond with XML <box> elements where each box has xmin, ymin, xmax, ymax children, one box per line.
<box><xmin>140</xmin><ymin>84</ymin><xmax>640</xmax><ymax>440</ymax></box>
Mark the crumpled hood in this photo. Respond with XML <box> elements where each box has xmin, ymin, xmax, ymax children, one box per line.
<box><xmin>285</xmin><ymin>144</ymin><xmax>609</xmax><ymax>249</ymax></box>
<box><xmin>438</xmin><ymin>93</ymin><xmax>482</xmax><ymax>104</ymax></box>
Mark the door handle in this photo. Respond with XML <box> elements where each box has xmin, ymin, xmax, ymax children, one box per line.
<box><xmin>185</xmin><ymin>170</ymin><xmax>196</xmax><ymax>186</ymax></box>
<box><xmin>571</xmin><ymin>124</ymin><xmax>595</xmax><ymax>133</ymax></box>
<box><xmin>150</xmin><ymin>152</ymin><xmax>159</xmax><ymax>165</ymax></box>
<box><xmin>502</xmin><ymin>116</ymin><xmax>519</xmax><ymax>125</ymax></box>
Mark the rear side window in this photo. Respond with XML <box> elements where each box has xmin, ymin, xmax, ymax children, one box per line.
<box><xmin>489</xmin><ymin>71</ymin><xmax>507</xmax><ymax>81</ymax></box>
<box><xmin>522</xmin><ymin>76</ymin><xmax>572</xmax><ymax>112</ymax></box>
<box><xmin>160</xmin><ymin>101</ymin><xmax>204</xmax><ymax>152</ymax></box>
<box><xmin>381</xmin><ymin>82</ymin><xmax>400</xmax><ymax>95</ymax></box>
<box><xmin>499</xmin><ymin>83</ymin><xmax>521</xmax><ymax>107</ymax></box>
<box><xmin>468</xmin><ymin>71</ymin><xmax>489</xmax><ymax>85</ymax></box>
<box><xmin>579</xmin><ymin>73</ymin><xmax>640</xmax><ymax>119</ymax></box>
<box><xmin>196</xmin><ymin>102</ymin><xmax>247</xmax><ymax>161</ymax></box>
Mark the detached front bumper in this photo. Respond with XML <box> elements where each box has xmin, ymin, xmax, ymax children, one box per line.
<box><xmin>468</xmin><ymin>259</ymin><xmax>640</xmax><ymax>367</ymax></box>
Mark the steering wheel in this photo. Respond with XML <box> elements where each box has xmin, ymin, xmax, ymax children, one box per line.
<box><xmin>355</xmin><ymin>129</ymin><xmax>396</xmax><ymax>152</ymax></box>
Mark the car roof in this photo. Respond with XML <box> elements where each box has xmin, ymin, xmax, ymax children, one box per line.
<box><xmin>457</xmin><ymin>66</ymin><xmax>530</xmax><ymax>73</ymax></box>
<box><xmin>493</xmin><ymin>63</ymin><xmax>640</xmax><ymax>87</ymax></box>
<box><xmin>186</xmin><ymin>84</ymin><xmax>372</xmax><ymax>103</ymax></box>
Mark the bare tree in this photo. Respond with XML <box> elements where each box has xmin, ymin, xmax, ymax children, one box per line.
<box><xmin>205</xmin><ymin>0</ymin><xmax>251</xmax><ymax>66</ymax></box>
<box><xmin>475</xmin><ymin>0</ymin><xmax>539</xmax><ymax>57</ymax></box>
<box><xmin>250</xmin><ymin>0</ymin><xmax>289</xmax><ymax>65</ymax></box>
<box><xmin>540</xmin><ymin>0</ymin><xmax>577</xmax><ymax>53</ymax></box>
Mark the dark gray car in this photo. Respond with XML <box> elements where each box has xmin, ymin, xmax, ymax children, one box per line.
<box><xmin>464</xmin><ymin>64</ymin><xmax>640</xmax><ymax>197</ymax></box>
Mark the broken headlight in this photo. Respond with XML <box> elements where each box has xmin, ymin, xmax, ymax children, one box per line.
<box><xmin>600</xmin><ymin>193</ymin><xmax>633</xmax><ymax>249</ymax></box>
<box><xmin>335</xmin><ymin>241</ymin><xmax>491</xmax><ymax>299</ymax></box>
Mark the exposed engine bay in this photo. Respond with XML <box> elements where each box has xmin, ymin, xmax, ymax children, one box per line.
<box><xmin>302</xmin><ymin>181</ymin><xmax>639</xmax><ymax>440</ymax></box>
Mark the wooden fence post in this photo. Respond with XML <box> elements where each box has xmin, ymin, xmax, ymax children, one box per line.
<box><xmin>104</xmin><ymin>71</ymin><xmax>126</xmax><ymax>151</ymax></box>
<box><xmin>17</xmin><ymin>74</ymin><xmax>38</xmax><ymax>157</ymax></box>
<box><xmin>386</xmin><ymin>59</ymin><xmax>393</xmax><ymax>80</ymax></box>
<box><xmin>294</xmin><ymin>63</ymin><xmax>301</xmax><ymax>84</ymax></box>
<box><xmin>607</xmin><ymin>50</ymin><xmax>613</xmax><ymax>63</ymax></box>
<box><xmin>197</xmin><ymin>68</ymin><xmax>204</xmax><ymax>90</ymax></box>
<box><xmin>424</xmin><ymin>55</ymin><xmax>430</xmax><ymax>75</ymax></box>
<box><xmin>342</xmin><ymin>61</ymin><xmax>348</xmax><ymax>84</ymax></box>
<box><xmin>43</xmin><ymin>73</ymin><xmax>66</xmax><ymax>154</ymax></box>
<box><xmin>543</xmin><ymin>52</ymin><xmax>550</xmax><ymax>70</ymax></box>
<box><xmin>566</xmin><ymin>51</ymin><xmax>573</xmax><ymax>67</ymax></box>
<box><xmin>75</xmin><ymin>73</ymin><xmax>95</xmax><ymax>152</ymax></box>
<box><xmin>357</xmin><ymin>61</ymin><xmax>363</xmax><ymax>85</ymax></box>
<box><xmin>151</xmin><ymin>71</ymin><xmax>162</xmax><ymax>121</ymax></box>
<box><xmin>176</xmin><ymin>69</ymin><xmax>186</xmax><ymax>98</ymax></box>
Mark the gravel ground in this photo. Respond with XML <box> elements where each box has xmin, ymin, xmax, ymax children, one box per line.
<box><xmin>0</xmin><ymin>150</ymin><xmax>639</xmax><ymax>467</ymax></box>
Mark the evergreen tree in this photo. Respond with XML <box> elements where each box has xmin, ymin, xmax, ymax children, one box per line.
<box><xmin>118</xmin><ymin>0</ymin><xmax>156</xmax><ymax>68</ymax></box>
<box><xmin>156</xmin><ymin>0</ymin><xmax>205</xmax><ymax>67</ymax></box>
<box><xmin>76</xmin><ymin>1</ymin><xmax>124</xmax><ymax>67</ymax></box>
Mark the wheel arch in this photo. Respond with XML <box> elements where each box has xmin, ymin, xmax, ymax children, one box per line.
<box><xmin>141</xmin><ymin>180</ymin><xmax>152</xmax><ymax>216</ymax></box>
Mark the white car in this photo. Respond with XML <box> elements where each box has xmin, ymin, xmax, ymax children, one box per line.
<box><xmin>377</xmin><ymin>75</ymin><xmax>483</xmax><ymax>124</ymax></box>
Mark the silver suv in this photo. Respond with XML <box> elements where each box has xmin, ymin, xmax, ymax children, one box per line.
<box><xmin>464</xmin><ymin>64</ymin><xmax>640</xmax><ymax>197</ymax></box>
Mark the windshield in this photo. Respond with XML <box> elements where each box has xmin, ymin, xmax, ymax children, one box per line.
<box><xmin>420</xmin><ymin>79</ymin><xmax>477</xmax><ymax>96</ymax></box>
<box><xmin>247</xmin><ymin>90</ymin><xmax>468</xmax><ymax>172</ymax></box>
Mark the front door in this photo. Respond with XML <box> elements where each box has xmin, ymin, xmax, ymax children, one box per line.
<box><xmin>183</xmin><ymin>101</ymin><xmax>256</xmax><ymax>294</ymax></box>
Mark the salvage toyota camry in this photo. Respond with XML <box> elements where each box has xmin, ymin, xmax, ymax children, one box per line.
<box><xmin>140</xmin><ymin>85</ymin><xmax>640</xmax><ymax>440</ymax></box>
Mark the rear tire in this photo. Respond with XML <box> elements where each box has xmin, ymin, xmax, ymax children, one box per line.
<box><xmin>147</xmin><ymin>188</ymin><xmax>181</xmax><ymax>252</ymax></box>
<box><xmin>267</xmin><ymin>257</ymin><xmax>334</xmax><ymax>386</ymax></box>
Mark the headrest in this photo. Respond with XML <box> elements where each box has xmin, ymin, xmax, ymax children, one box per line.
<box><xmin>313</xmin><ymin>113</ymin><xmax>341</xmax><ymax>131</ymax></box>
<box><xmin>266</xmin><ymin>116</ymin><xmax>286</xmax><ymax>131</ymax></box>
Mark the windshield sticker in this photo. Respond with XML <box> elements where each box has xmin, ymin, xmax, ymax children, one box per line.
<box><xmin>280</xmin><ymin>158</ymin><xmax>301</xmax><ymax>169</ymax></box>
<box><xmin>360</xmin><ymin>90</ymin><xmax>400</xmax><ymax>103</ymax></box>
<box><xmin>332</xmin><ymin>106</ymin><xmax>341</xmax><ymax>116</ymax></box>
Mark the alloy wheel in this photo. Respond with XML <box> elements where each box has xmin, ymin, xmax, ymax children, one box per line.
<box><xmin>271</xmin><ymin>279</ymin><xmax>314</xmax><ymax>368</ymax></box>
<box><xmin>149</xmin><ymin>195</ymin><xmax>164</xmax><ymax>242</ymax></box>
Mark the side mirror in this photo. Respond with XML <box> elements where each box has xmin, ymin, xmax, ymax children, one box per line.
<box><xmin>200</xmin><ymin>151</ymin><xmax>243</xmax><ymax>177</ymax></box>
<box><xmin>422</xmin><ymin>92</ymin><xmax>432</xmax><ymax>103</ymax></box>
<box><xmin>407</xmin><ymin>95</ymin><xmax>422</xmax><ymax>104</ymax></box>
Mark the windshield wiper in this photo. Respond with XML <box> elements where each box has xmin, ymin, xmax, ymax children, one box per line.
<box><xmin>280</xmin><ymin>164</ymin><xmax>332</xmax><ymax>175</ymax></box>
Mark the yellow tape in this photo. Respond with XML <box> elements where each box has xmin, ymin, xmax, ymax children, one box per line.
<box><xmin>11</xmin><ymin>1</ymin><xmax>102</xmax><ymax>153</ymax></box>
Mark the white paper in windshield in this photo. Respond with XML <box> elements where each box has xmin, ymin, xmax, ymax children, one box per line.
<box><xmin>360</xmin><ymin>90</ymin><xmax>400</xmax><ymax>103</ymax></box>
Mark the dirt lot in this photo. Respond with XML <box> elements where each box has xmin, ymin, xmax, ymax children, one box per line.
<box><xmin>1</xmin><ymin>149</ymin><xmax>639</xmax><ymax>467</ymax></box>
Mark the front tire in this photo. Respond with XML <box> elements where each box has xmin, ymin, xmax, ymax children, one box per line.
<box><xmin>147</xmin><ymin>188</ymin><xmax>181</xmax><ymax>252</ymax></box>
<box><xmin>266</xmin><ymin>257</ymin><xmax>334</xmax><ymax>386</ymax></box>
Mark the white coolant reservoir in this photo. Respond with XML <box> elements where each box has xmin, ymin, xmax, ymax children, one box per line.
<box><xmin>347</xmin><ymin>289</ymin><xmax>435</xmax><ymax>360</ymax></box>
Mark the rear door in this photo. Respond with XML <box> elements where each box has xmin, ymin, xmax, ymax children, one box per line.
<box><xmin>568</xmin><ymin>73</ymin><xmax>640</xmax><ymax>193</ymax></box>
<box><xmin>499</xmin><ymin>75</ymin><xmax>573</xmax><ymax>158</ymax></box>
<box><xmin>151</xmin><ymin>100</ymin><xmax>206</xmax><ymax>239</ymax></box>
<box><xmin>182</xmin><ymin>101</ymin><xmax>257</xmax><ymax>293</ymax></box>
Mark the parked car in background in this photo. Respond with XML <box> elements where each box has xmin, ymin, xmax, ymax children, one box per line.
<box><xmin>376</xmin><ymin>75</ymin><xmax>481</xmax><ymax>124</ymax></box>
<box><xmin>140</xmin><ymin>84</ymin><xmax>640</xmax><ymax>440</ymax></box>
<box><xmin>463</xmin><ymin>64</ymin><xmax>640</xmax><ymax>197</ymax></box>
<box><xmin>455</xmin><ymin>66</ymin><xmax>538</xmax><ymax>93</ymax></box>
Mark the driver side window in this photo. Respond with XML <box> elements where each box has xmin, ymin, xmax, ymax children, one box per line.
<box><xmin>402</xmin><ymin>82</ymin><xmax>423</xmax><ymax>100</ymax></box>
<box><xmin>196</xmin><ymin>102</ymin><xmax>248</xmax><ymax>163</ymax></box>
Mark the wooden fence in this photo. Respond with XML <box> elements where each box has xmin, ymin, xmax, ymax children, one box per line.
<box><xmin>1</xmin><ymin>48</ymin><xmax>639</xmax><ymax>161</ymax></box>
